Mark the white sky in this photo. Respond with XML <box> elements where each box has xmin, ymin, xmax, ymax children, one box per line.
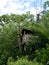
<box><xmin>0</xmin><ymin>0</ymin><xmax>47</xmax><ymax>16</ymax></box>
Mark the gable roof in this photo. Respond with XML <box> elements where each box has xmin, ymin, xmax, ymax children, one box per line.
<box><xmin>21</xmin><ymin>28</ymin><xmax>37</xmax><ymax>36</ymax></box>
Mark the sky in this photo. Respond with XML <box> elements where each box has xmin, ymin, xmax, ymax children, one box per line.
<box><xmin>0</xmin><ymin>0</ymin><xmax>47</xmax><ymax>16</ymax></box>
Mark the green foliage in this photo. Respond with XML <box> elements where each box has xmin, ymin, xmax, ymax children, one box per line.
<box><xmin>7</xmin><ymin>58</ymin><xmax>43</xmax><ymax>65</ymax></box>
<box><xmin>35</xmin><ymin>44</ymin><xmax>49</xmax><ymax>65</ymax></box>
<box><xmin>0</xmin><ymin>22</ymin><xmax>18</xmax><ymax>65</ymax></box>
<box><xmin>43</xmin><ymin>1</ymin><xmax>49</xmax><ymax>10</ymax></box>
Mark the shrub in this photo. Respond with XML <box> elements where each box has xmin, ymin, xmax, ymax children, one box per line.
<box><xmin>7</xmin><ymin>58</ymin><xmax>43</xmax><ymax>65</ymax></box>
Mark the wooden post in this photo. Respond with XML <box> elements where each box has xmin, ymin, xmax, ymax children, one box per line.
<box><xmin>36</xmin><ymin>14</ymin><xmax>39</xmax><ymax>23</ymax></box>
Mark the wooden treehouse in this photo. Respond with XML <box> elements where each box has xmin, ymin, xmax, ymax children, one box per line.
<box><xmin>16</xmin><ymin>28</ymin><xmax>37</xmax><ymax>52</ymax></box>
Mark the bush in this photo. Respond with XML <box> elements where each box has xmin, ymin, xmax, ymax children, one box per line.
<box><xmin>35</xmin><ymin>44</ymin><xmax>49</xmax><ymax>65</ymax></box>
<box><xmin>7</xmin><ymin>58</ymin><xmax>43</xmax><ymax>65</ymax></box>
